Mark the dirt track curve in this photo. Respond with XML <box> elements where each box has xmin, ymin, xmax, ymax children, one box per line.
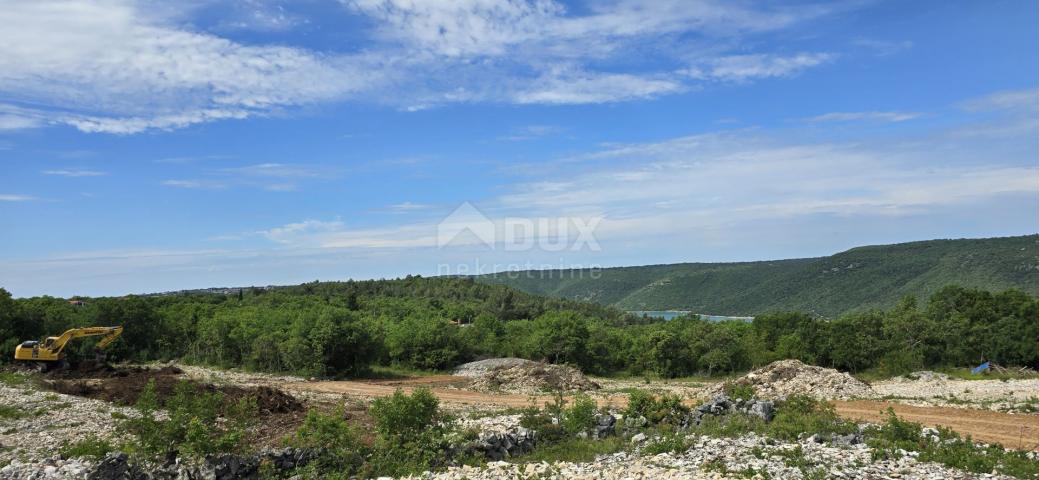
<box><xmin>284</xmin><ymin>379</ymin><xmax>1039</xmax><ymax>451</ymax></box>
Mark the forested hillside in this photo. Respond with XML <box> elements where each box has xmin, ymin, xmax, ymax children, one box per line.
<box><xmin>3</xmin><ymin>277</ymin><xmax>1038</xmax><ymax>378</ymax></box>
<box><xmin>478</xmin><ymin>235</ymin><xmax>1039</xmax><ymax>316</ymax></box>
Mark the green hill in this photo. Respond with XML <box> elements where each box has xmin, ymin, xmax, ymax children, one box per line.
<box><xmin>477</xmin><ymin>234</ymin><xmax>1039</xmax><ymax>317</ymax></box>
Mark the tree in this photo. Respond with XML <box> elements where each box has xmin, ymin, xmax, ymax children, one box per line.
<box><xmin>529</xmin><ymin>311</ymin><xmax>590</xmax><ymax>366</ymax></box>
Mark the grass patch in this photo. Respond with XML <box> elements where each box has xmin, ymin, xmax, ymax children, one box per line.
<box><xmin>0</xmin><ymin>405</ymin><xmax>25</xmax><ymax>420</ymax></box>
<box><xmin>0</xmin><ymin>372</ymin><xmax>29</xmax><ymax>387</ymax></box>
<box><xmin>513</xmin><ymin>436</ymin><xmax>625</xmax><ymax>464</ymax></box>
<box><xmin>642</xmin><ymin>430</ymin><xmax>691</xmax><ymax>455</ymax></box>
<box><xmin>60</xmin><ymin>435</ymin><xmax>115</xmax><ymax>459</ymax></box>
<box><xmin>364</xmin><ymin>364</ymin><xmax>444</xmax><ymax>380</ymax></box>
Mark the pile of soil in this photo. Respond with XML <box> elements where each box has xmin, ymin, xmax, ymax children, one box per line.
<box><xmin>46</xmin><ymin>366</ymin><xmax>302</xmax><ymax>415</ymax></box>
<box><xmin>456</xmin><ymin>358</ymin><xmax>599</xmax><ymax>394</ymax></box>
<box><xmin>714</xmin><ymin>359</ymin><xmax>876</xmax><ymax>400</ymax></box>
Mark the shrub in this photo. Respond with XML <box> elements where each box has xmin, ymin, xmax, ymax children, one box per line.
<box><xmin>121</xmin><ymin>379</ymin><xmax>255</xmax><ymax>458</ymax></box>
<box><xmin>623</xmin><ymin>389</ymin><xmax>655</xmax><ymax>419</ymax></box>
<box><xmin>286</xmin><ymin>408</ymin><xmax>363</xmax><ymax>475</ymax></box>
<box><xmin>767</xmin><ymin>395</ymin><xmax>855</xmax><ymax>441</ymax></box>
<box><xmin>642</xmin><ymin>430</ymin><xmax>689</xmax><ymax>454</ymax></box>
<box><xmin>369</xmin><ymin>387</ymin><xmax>441</xmax><ymax>439</ymax></box>
<box><xmin>561</xmin><ymin>393</ymin><xmax>598</xmax><ymax>436</ymax></box>
<box><xmin>723</xmin><ymin>382</ymin><xmax>756</xmax><ymax>401</ymax></box>
<box><xmin>519</xmin><ymin>404</ymin><xmax>564</xmax><ymax>443</ymax></box>
<box><xmin>623</xmin><ymin>390</ymin><xmax>688</xmax><ymax>426</ymax></box>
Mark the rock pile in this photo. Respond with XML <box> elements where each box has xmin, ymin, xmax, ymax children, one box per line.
<box><xmin>455</xmin><ymin>358</ymin><xmax>599</xmax><ymax>394</ymax></box>
<box><xmin>688</xmin><ymin>395</ymin><xmax>775</xmax><ymax>426</ymax></box>
<box><xmin>80</xmin><ymin>448</ymin><xmax>316</xmax><ymax>480</ymax></box>
<box><xmin>714</xmin><ymin>359</ymin><xmax>875</xmax><ymax>400</ymax></box>
<box><xmin>468</xmin><ymin>428</ymin><xmax>538</xmax><ymax>461</ymax></box>
<box><xmin>1</xmin><ymin>456</ymin><xmax>93</xmax><ymax>479</ymax></box>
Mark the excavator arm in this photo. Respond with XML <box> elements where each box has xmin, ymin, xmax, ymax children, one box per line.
<box><xmin>48</xmin><ymin>326</ymin><xmax>124</xmax><ymax>354</ymax></box>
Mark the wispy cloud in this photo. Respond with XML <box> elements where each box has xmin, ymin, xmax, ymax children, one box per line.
<box><xmin>805</xmin><ymin>111</ymin><xmax>922</xmax><ymax>123</ymax></box>
<box><xmin>42</xmin><ymin>169</ymin><xmax>107</xmax><ymax>177</ymax></box>
<box><xmin>386</xmin><ymin>202</ymin><xmax>433</xmax><ymax>213</ymax></box>
<box><xmin>0</xmin><ymin>194</ymin><xmax>37</xmax><ymax>201</ymax></box>
<box><xmin>962</xmin><ymin>86</ymin><xmax>1039</xmax><ymax>112</ymax></box>
<box><xmin>498</xmin><ymin>124</ymin><xmax>566</xmax><ymax>141</ymax></box>
<box><xmin>0</xmin><ymin>113</ymin><xmax>41</xmax><ymax>130</ymax></box>
<box><xmin>220</xmin><ymin>163</ymin><xmax>326</xmax><ymax>178</ymax></box>
<box><xmin>681</xmin><ymin>53</ymin><xmax>834</xmax><ymax>82</ymax></box>
<box><xmin>0</xmin><ymin>0</ymin><xmax>848</xmax><ymax>133</ymax></box>
<box><xmin>161</xmin><ymin>179</ymin><xmax>228</xmax><ymax>190</ymax></box>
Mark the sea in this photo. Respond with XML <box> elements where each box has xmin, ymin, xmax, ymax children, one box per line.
<box><xmin>628</xmin><ymin>310</ymin><xmax>754</xmax><ymax>322</ymax></box>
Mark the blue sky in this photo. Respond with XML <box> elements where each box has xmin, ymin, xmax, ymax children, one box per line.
<box><xmin>2</xmin><ymin>0</ymin><xmax>1038</xmax><ymax>297</ymax></box>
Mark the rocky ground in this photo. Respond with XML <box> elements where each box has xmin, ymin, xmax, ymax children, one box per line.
<box><xmin>0</xmin><ymin>373</ymin><xmax>136</xmax><ymax>467</ymax></box>
<box><xmin>2</xmin><ymin>361</ymin><xmax>1037</xmax><ymax>479</ymax></box>
<box><xmin>405</xmin><ymin>432</ymin><xmax>1015</xmax><ymax>480</ymax></box>
<box><xmin>872</xmin><ymin>373</ymin><xmax>1039</xmax><ymax>412</ymax></box>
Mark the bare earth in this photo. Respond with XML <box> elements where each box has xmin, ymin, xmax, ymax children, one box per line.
<box><xmin>284</xmin><ymin>377</ymin><xmax>1039</xmax><ymax>450</ymax></box>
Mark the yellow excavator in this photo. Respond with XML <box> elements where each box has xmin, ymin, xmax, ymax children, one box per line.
<box><xmin>13</xmin><ymin>326</ymin><xmax>123</xmax><ymax>371</ymax></box>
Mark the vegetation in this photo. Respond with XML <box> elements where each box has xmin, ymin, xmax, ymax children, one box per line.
<box><xmin>59</xmin><ymin>435</ymin><xmax>115</xmax><ymax>459</ymax></box>
<box><xmin>120</xmin><ymin>379</ymin><xmax>255</xmax><ymax>458</ymax></box>
<box><xmin>2</xmin><ymin>274</ymin><xmax>1038</xmax><ymax>380</ymax></box>
<box><xmin>480</xmin><ymin>234</ymin><xmax>1039</xmax><ymax>316</ymax></box>
<box><xmin>285</xmin><ymin>388</ymin><xmax>480</xmax><ymax>478</ymax></box>
<box><xmin>868</xmin><ymin>409</ymin><xmax>1039</xmax><ymax>479</ymax></box>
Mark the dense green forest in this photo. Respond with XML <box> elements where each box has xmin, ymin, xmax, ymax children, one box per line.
<box><xmin>478</xmin><ymin>234</ymin><xmax>1039</xmax><ymax>317</ymax></box>
<box><xmin>2</xmin><ymin>276</ymin><xmax>1037</xmax><ymax>378</ymax></box>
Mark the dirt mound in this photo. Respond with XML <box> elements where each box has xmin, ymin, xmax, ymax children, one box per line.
<box><xmin>454</xmin><ymin>358</ymin><xmax>539</xmax><ymax>377</ymax></box>
<box><xmin>46</xmin><ymin>366</ymin><xmax>301</xmax><ymax>415</ymax></box>
<box><xmin>459</xmin><ymin>359</ymin><xmax>599</xmax><ymax>394</ymax></box>
<box><xmin>716</xmin><ymin>359</ymin><xmax>875</xmax><ymax>400</ymax></box>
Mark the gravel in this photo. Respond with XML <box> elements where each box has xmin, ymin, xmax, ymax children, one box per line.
<box><xmin>403</xmin><ymin>433</ymin><xmax>1013</xmax><ymax>480</ymax></box>
<box><xmin>457</xmin><ymin>358</ymin><xmax>599</xmax><ymax>394</ymax></box>
<box><xmin>872</xmin><ymin>375</ymin><xmax>1039</xmax><ymax>412</ymax></box>
<box><xmin>713</xmin><ymin>359</ymin><xmax>876</xmax><ymax>400</ymax></box>
<box><xmin>0</xmin><ymin>381</ymin><xmax>135</xmax><ymax>467</ymax></box>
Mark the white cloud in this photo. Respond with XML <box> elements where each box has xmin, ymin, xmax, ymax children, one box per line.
<box><xmin>0</xmin><ymin>194</ymin><xmax>37</xmax><ymax>201</ymax></box>
<box><xmin>0</xmin><ymin>114</ymin><xmax>41</xmax><ymax>130</ymax></box>
<box><xmin>0</xmin><ymin>0</ymin><xmax>847</xmax><ymax>133</ymax></box>
<box><xmin>0</xmin><ymin>0</ymin><xmax>374</xmax><ymax>133</ymax></box>
<box><xmin>682</xmin><ymin>53</ymin><xmax>834</xmax><ymax>82</ymax></box>
<box><xmin>262</xmin><ymin>219</ymin><xmax>346</xmax><ymax>245</ymax></box>
<box><xmin>805</xmin><ymin>111</ymin><xmax>922</xmax><ymax>123</ymax></box>
<box><xmin>42</xmin><ymin>169</ymin><xmax>108</xmax><ymax>177</ymax></box>
<box><xmin>515</xmin><ymin>68</ymin><xmax>684</xmax><ymax>104</ymax></box>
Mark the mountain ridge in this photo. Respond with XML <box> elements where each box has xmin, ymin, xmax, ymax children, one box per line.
<box><xmin>476</xmin><ymin>234</ymin><xmax>1039</xmax><ymax>317</ymax></box>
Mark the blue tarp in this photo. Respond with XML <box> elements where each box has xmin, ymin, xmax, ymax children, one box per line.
<box><xmin>971</xmin><ymin>361</ymin><xmax>990</xmax><ymax>374</ymax></box>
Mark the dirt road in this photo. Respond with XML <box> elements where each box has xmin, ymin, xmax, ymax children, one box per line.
<box><xmin>284</xmin><ymin>379</ymin><xmax>1039</xmax><ymax>450</ymax></box>
<box><xmin>833</xmin><ymin>401</ymin><xmax>1039</xmax><ymax>450</ymax></box>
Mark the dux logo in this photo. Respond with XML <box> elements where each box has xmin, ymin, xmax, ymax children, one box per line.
<box><xmin>437</xmin><ymin>202</ymin><xmax>602</xmax><ymax>251</ymax></box>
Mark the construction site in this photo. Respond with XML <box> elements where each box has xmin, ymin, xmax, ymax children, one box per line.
<box><xmin>2</xmin><ymin>350</ymin><xmax>1038</xmax><ymax>479</ymax></box>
